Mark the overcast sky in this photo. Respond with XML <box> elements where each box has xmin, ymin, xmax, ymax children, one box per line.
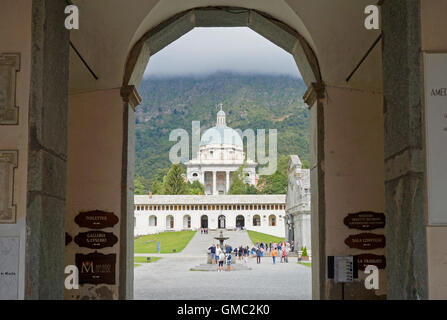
<box><xmin>143</xmin><ymin>27</ymin><xmax>302</xmax><ymax>78</ymax></box>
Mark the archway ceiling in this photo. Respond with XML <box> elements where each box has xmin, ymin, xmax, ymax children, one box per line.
<box><xmin>69</xmin><ymin>0</ymin><xmax>382</xmax><ymax>95</ymax></box>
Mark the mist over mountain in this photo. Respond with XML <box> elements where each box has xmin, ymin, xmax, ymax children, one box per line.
<box><xmin>135</xmin><ymin>72</ymin><xmax>309</xmax><ymax>186</ymax></box>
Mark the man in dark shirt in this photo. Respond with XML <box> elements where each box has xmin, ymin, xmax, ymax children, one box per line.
<box><xmin>208</xmin><ymin>244</ymin><xmax>216</xmax><ymax>264</ymax></box>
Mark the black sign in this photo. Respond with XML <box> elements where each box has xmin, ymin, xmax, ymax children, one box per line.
<box><xmin>75</xmin><ymin>252</ymin><xmax>116</xmax><ymax>285</ymax></box>
<box><xmin>344</xmin><ymin>212</ymin><xmax>385</xmax><ymax>230</ymax></box>
<box><xmin>355</xmin><ymin>254</ymin><xmax>386</xmax><ymax>270</ymax></box>
<box><xmin>344</xmin><ymin>233</ymin><xmax>386</xmax><ymax>250</ymax></box>
<box><xmin>74</xmin><ymin>231</ymin><xmax>118</xmax><ymax>249</ymax></box>
<box><xmin>75</xmin><ymin>210</ymin><xmax>119</xmax><ymax>229</ymax></box>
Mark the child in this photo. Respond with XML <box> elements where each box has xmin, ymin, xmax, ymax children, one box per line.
<box><xmin>272</xmin><ymin>248</ymin><xmax>277</xmax><ymax>264</ymax></box>
<box><xmin>226</xmin><ymin>252</ymin><xmax>232</xmax><ymax>271</ymax></box>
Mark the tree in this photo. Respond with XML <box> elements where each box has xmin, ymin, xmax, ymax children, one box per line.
<box><xmin>134</xmin><ymin>175</ymin><xmax>150</xmax><ymax>195</ymax></box>
<box><xmin>257</xmin><ymin>154</ymin><xmax>289</xmax><ymax>194</ymax></box>
<box><xmin>151</xmin><ymin>180</ymin><xmax>164</xmax><ymax>194</ymax></box>
<box><xmin>185</xmin><ymin>180</ymin><xmax>205</xmax><ymax>195</ymax></box>
<box><xmin>163</xmin><ymin>164</ymin><xmax>186</xmax><ymax>195</ymax></box>
<box><xmin>229</xmin><ymin>166</ymin><xmax>258</xmax><ymax>195</ymax></box>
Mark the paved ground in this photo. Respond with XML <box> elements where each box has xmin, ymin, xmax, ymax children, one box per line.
<box><xmin>134</xmin><ymin>230</ymin><xmax>312</xmax><ymax>300</ymax></box>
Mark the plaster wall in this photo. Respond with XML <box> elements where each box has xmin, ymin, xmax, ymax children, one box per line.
<box><xmin>0</xmin><ymin>0</ymin><xmax>32</xmax><ymax>300</ymax></box>
<box><xmin>323</xmin><ymin>86</ymin><xmax>386</xmax><ymax>299</ymax></box>
<box><xmin>65</xmin><ymin>89</ymin><xmax>124</xmax><ymax>300</ymax></box>
<box><xmin>421</xmin><ymin>0</ymin><xmax>447</xmax><ymax>300</ymax></box>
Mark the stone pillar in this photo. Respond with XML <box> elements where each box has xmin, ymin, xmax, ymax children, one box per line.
<box><xmin>120</xmin><ymin>85</ymin><xmax>142</xmax><ymax>300</ymax></box>
<box><xmin>25</xmin><ymin>0</ymin><xmax>69</xmax><ymax>300</ymax></box>
<box><xmin>382</xmin><ymin>0</ymin><xmax>428</xmax><ymax>300</ymax></box>
<box><xmin>305</xmin><ymin>83</ymin><xmax>326</xmax><ymax>300</ymax></box>
<box><xmin>226</xmin><ymin>171</ymin><xmax>230</xmax><ymax>193</ymax></box>
<box><xmin>212</xmin><ymin>171</ymin><xmax>217</xmax><ymax>195</ymax></box>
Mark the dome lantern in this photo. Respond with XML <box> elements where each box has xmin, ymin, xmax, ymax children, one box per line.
<box><xmin>216</xmin><ymin>103</ymin><xmax>226</xmax><ymax>126</ymax></box>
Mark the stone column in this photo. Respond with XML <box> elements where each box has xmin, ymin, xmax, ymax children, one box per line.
<box><xmin>25</xmin><ymin>0</ymin><xmax>70</xmax><ymax>300</ymax></box>
<box><xmin>212</xmin><ymin>171</ymin><xmax>217</xmax><ymax>195</ymax></box>
<box><xmin>382</xmin><ymin>0</ymin><xmax>428</xmax><ymax>300</ymax></box>
<box><xmin>120</xmin><ymin>85</ymin><xmax>142</xmax><ymax>300</ymax></box>
<box><xmin>226</xmin><ymin>171</ymin><xmax>230</xmax><ymax>193</ymax></box>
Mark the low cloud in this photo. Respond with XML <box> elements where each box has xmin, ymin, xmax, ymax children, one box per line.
<box><xmin>144</xmin><ymin>27</ymin><xmax>301</xmax><ymax>78</ymax></box>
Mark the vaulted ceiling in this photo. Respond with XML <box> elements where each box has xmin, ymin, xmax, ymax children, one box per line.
<box><xmin>69</xmin><ymin>0</ymin><xmax>382</xmax><ymax>94</ymax></box>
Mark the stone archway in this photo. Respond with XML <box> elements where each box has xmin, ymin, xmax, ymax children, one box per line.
<box><xmin>166</xmin><ymin>215</ymin><xmax>174</xmax><ymax>229</ymax></box>
<box><xmin>183</xmin><ymin>215</ymin><xmax>191</xmax><ymax>229</ymax></box>
<box><xmin>253</xmin><ymin>215</ymin><xmax>261</xmax><ymax>227</ymax></box>
<box><xmin>201</xmin><ymin>215</ymin><xmax>208</xmax><ymax>228</ymax></box>
<box><xmin>236</xmin><ymin>215</ymin><xmax>245</xmax><ymax>228</ymax></box>
<box><xmin>56</xmin><ymin>2</ymin><xmax>425</xmax><ymax>301</ymax></box>
<box><xmin>269</xmin><ymin>215</ymin><xmax>276</xmax><ymax>226</ymax></box>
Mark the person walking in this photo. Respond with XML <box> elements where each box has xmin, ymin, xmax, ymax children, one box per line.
<box><xmin>272</xmin><ymin>248</ymin><xmax>277</xmax><ymax>264</ymax></box>
<box><xmin>208</xmin><ymin>244</ymin><xmax>216</xmax><ymax>264</ymax></box>
<box><xmin>256</xmin><ymin>247</ymin><xmax>262</xmax><ymax>264</ymax></box>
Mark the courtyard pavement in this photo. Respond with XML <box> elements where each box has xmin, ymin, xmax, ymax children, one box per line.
<box><xmin>134</xmin><ymin>230</ymin><xmax>312</xmax><ymax>300</ymax></box>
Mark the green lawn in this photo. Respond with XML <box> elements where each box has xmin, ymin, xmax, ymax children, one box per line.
<box><xmin>134</xmin><ymin>256</ymin><xmax>161</xmax><ymax>267</ymax></box>
<box><xmin>134</xmin><ymin>231</ymin><xmax>196</xmax><ymax>254</ymax></box>
<box><xmin>246</xmin><ymin>230</ymin><xmax>285</xmax><ymax>245</ymax></box>
<box><xmin>298</xmin><ymin>262</ymin><xmax>312</xmax><ymax>267</ymax></box>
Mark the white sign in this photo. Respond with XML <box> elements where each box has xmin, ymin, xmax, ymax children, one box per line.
<box><xmin>424</xmin><ymin>53</ymin><xmax>447</xmax><ymax>225</ymax></box>
<box><xmin>0</xmin><ymin>237</ymin><xmax>19</xmax><ymax>300</ymax></box>
<box><xmin>334</xmin><ymin>256</ymin><xmax>353</xmax><ymax>283</ymax></box>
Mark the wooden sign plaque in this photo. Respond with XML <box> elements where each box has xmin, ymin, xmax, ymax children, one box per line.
<box><xmin>344</xmin><ymin>212</ymin><xmax>385</xmax><ymax>230</ymax></box>
<box><xmin>74</xmin><ymin>231</ymin><xmax>118</xmax><ymax>249</ymax></box>
<box><xmin>74</xmin><ymin>210</ymin><xmax>119</xmax><ymax>229</ymax></box>
<box><xmin>344</xmin><ymin>233</ymin><xmax>386</xmax><ymax>250</ymax></box>
<box><xmin>75</xmin><ymin>252</ymin><xmax>116</xmax><ymax>285</ymax></box>
<box><xmin>355</xmin><ymin>254</ymin><xmax>386</xmax><ymax>270</ymax></box>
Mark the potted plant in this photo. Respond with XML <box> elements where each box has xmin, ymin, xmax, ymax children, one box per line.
<box><xmin>301</xmin><ymin>246</ymin><xmax>309</xmax><ymax>261</ymax></box>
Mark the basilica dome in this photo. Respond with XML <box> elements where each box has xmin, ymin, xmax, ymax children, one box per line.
<box><xmin>200</xmin><ymin>126</ymin><xmax>243</xmax><ymax>147</ymax></box>
<box><xmin>200</xmin><ymin>106</ymin><xmax>243</xmax><ymax>147</ymax></box>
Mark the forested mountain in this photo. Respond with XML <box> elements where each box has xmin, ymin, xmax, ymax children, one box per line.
<box><xmin>135</xmin><ymin>72</ymin><xmax>309</xmax><ymax>190</ymax></box>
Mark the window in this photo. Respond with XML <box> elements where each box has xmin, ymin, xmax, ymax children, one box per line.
<box><xmin>269</xmin><ymin>215</ymin><xmax>276</xmax><ymax>226</ymax></box>
<box><xmin>253</xmin><ymin>215</ymin><xmax>261</xmax><ymax>226</ymax></box>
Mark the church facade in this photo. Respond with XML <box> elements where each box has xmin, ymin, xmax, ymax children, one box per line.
<box><xmin>185</xmin><ymin>106</ymin><xmax>257</xmax><ymax>195</ymax></box>
<box><xmin>134</xmin><ymin>106</ymin><xmax>288</xmax><ymax>237</ymax></box>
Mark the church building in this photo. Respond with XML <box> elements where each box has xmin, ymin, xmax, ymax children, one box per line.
<box><xmin>185</xmin><ymin>105</ymin><xmax>257</xmax><ymax>195</ymax></box>
<box><xmin>134</xmin><ymin>106</ymin><xmax>291</xmax><ymax>237</ymax></box>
